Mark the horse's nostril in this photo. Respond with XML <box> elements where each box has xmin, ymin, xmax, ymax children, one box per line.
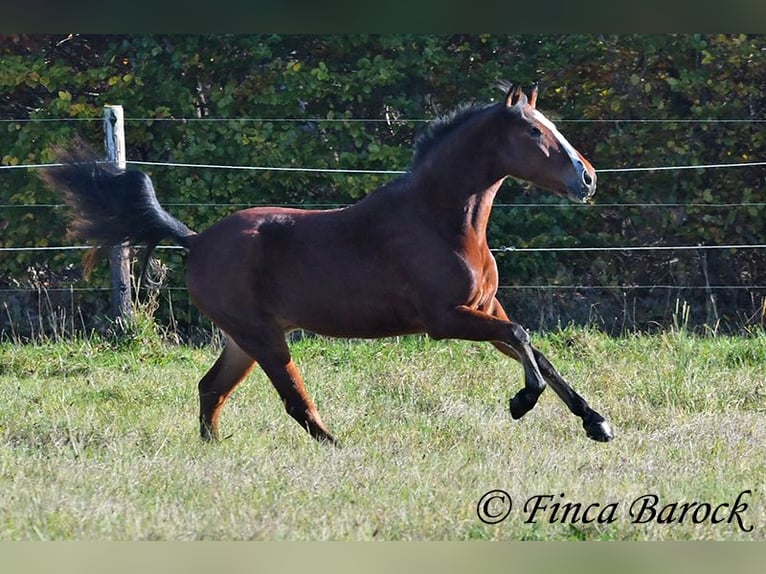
<box><xmin>582</xmin><ymin>171</ymin><xmax>593</xmax><ymax>186</ymax></box>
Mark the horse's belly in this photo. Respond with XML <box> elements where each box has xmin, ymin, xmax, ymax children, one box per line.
<box><xmin>279</xmin><ymin>288</ymin><xmax>425</xmax><ymax>339</ymax></box>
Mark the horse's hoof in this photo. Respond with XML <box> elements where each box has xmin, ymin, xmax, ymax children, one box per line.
<box><xmin>584</xmin><ymin>414</ymin><xmax>614</xmax><ymax>442</ymax></box>
<box><xmin>200</xmin><ymin>427</ymin><xmax>218</xmax><ymax>442</ymax></box>
<box><xmin>319</xmin><ymin>435</ymin><xmax>341</xmax><ymax>448</ymax></box>
<box><xmin>312</xmin><ymin>428</ymin><xmax>340</xmax><ymax>447</ymax></box>
<box><xmin>509</xmin><ymin>391</ymin><xmax>535</xmax><ymax>420</ymax></box>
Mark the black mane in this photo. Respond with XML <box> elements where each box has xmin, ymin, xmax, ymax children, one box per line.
<box><xmin>410</xmin><ymin>102</ymin><xmax>495</xmax><ymax>169</ymax></box>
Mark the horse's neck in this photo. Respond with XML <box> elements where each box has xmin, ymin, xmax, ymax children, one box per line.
<box><xmin>411</xmin><ymin>167</ymin><xmax>505</xmax><ymax>243</ymax></box>
<box><xmin>407</xmin><ymin>114</ymin><xmax>508</xmax><ymax>243</ymax></box>
<box><xmin>463</xmin><ymin>179</ymin><xmax>504</xmax><ymax>239</ymax></box>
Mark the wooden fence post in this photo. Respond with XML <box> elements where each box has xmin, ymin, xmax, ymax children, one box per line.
<box><xmin>103</xmin><ymin>105</ymin><xmax>132</xmax><ymax>324</ymax></box>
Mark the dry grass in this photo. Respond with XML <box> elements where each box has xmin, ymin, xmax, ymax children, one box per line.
<box><xmin>0</xmin><ymin>326</ymin><xmax>764</xmax><ymax>540</ymax></box>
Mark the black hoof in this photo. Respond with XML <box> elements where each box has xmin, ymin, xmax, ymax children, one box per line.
<box><xmin>509</xmin><ymin>390</ymin><xmax>537</xmax><ymax>420</ymax></box>
<box><xmin>322</xmin><ymin>436</ymin><xmax>341</xmax><ymax>448</ymax></box>
<box><xmin>583</xmin><ymin>413</ymin><xmax>614</xmax><ymax>442</ymax></box>
<box><xmin>200</xmin><ymin>424</ymin><xmax>218</xmax><ymax>442</ymax></box>
<box><xmin>313</xmin><ymin>431</ymin><xmax>340</xmax><ymax>447</ymax></box>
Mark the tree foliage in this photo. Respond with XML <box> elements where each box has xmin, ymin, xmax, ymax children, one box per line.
<box><xmin>1</xmin><ymin>34</ymin><xmax>765</xmax><ymax>337</ymax></box>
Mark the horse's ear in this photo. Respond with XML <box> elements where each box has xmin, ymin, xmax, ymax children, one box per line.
<box><xmin>497</xmin><ymin>80</ymin><xmax>512</xmax><ymax>95</ymax></box>
<box><xmin>504</xmin><ymin>85</ymin><xmax>527</xmax><ymax>109</ymax></box>
<box><xmin>498</xmin><ymin>81</ymin><xmax>529</xmax><ymax>110</ymax></box>
<box><xmin>529</xmin><ymin>84</ymin><xmax>538</xmax><ymax>108</ymax></box>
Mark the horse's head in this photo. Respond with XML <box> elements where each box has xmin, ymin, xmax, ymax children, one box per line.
<box><xmin>498</xmin><ymin>83</ymin><xmax>596</xmax><ymax>203</ymax></box>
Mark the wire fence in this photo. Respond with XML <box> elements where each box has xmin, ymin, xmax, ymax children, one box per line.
<box><xmin>3</xmin><ymin>157</ymin><xmax>766</xmax><ymax>175</ymax></box>
<box><xmin>1</xmin><ymin>115</ymin><xmax>765</xmax><ymax>311</ymax></box>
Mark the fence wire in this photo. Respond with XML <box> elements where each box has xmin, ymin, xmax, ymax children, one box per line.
<box><xmin>2</xmin><ymin>115</ymin><xmax>765</xmax><ymax>305</ymax></box>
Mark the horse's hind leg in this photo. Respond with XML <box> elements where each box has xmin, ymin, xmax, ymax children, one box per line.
<box><xmin>229</xmin><ymin>325</ymin><xmax>337</xmax><ymax>445</ymax></box>
<box><xmin>488</xmin><ymin>299</ymin><xmax>614</xmax><ymax>442</ymax></box>
<box><xmin>262</xmin><ymin>355</ymin><xmax>337</xmax><ymax>445</ymax></box>
<box><xmin>199</xmin><ymin>334</ymin><xmax>256</xmax><ymax>441</ymax></box>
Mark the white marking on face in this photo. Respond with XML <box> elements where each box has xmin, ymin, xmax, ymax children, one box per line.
<box><xmin>532</xmin><ymin>109</ymin><xmax>583</xmax><ymax>170</ymax></box>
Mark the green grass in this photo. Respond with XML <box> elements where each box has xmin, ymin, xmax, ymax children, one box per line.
<box><xmin>0</xmin><ymin>326</ymin><xmax>765</xmax><ymax>540</ymax></box>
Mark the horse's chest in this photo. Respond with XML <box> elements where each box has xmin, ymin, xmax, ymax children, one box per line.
<box><xmin>457</xmin><ymin>249</ymin><xmax>498</xmax><ymax>309</ymax></box>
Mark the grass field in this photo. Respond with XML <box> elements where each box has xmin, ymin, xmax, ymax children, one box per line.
<box><xmin>0</xmin><ymin>323</ymin><xmax>764</xmax><ymax>541</ymax></box>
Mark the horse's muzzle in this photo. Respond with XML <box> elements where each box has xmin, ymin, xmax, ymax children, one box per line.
<box><xmin>569</xmin><ymin>161</ymin><xmax>597</xmax><ymax>203</ymax></box>
<box><xmin>583</xmin><ymin>170</ymin><xmax>597</xmax><ymax>201</ymax></box>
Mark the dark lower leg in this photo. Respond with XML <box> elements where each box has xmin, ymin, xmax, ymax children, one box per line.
<box><xmin>533</xmin><ymin>349</ymin><xmax>613</xmax><ymax>442</ymax></box>
<box><xmin>424</xmin><ymin>305</ymin><xmax>546</xmax><ymax>415</ymax></box>
<box><xmin>491</xmin><ymin>340</ymin><xmax>613</xmax><ymax>442</ymax></box>
<box><xmin>488</xmin><ymin>299</ymin><xmax>612</xmax><ymax>441</ymax></box>
<box><xmin>507</xmin><ymin>323</ymin><xmax>547</xmax><ymax>419</ymax></box>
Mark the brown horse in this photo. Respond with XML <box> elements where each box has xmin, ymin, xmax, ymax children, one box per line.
<box><xmin>43</xmin><ymin>84</ymin><xmax>613</xmax><ymax>445</ymax></box>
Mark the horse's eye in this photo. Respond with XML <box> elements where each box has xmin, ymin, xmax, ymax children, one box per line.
<box><xmin>529</xmin><ymin>126</ymin><xmax>542</xmax><ymax>138</ymax></box>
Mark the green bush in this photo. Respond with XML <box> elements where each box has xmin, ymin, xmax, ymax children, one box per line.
<box><xmin>2</xmin><ymin>34</ymin><xmax>764</xmax><ymax>338</ymax></box>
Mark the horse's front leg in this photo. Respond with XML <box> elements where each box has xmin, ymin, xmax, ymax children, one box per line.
<box><xmin>488</xmin><ymin>299</ymin><xmax>614</xmax><ymax>442</ymax></box>
<box><xmin>423</xmin><ymin>305</ymin><xmax>547</xmax><ymax>417</ymax></box>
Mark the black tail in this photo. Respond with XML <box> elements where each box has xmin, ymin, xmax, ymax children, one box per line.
<box><xmin>41</xmin><ymin>145</ymin><xmax>195</xmax><ymax>277</ymax></box>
